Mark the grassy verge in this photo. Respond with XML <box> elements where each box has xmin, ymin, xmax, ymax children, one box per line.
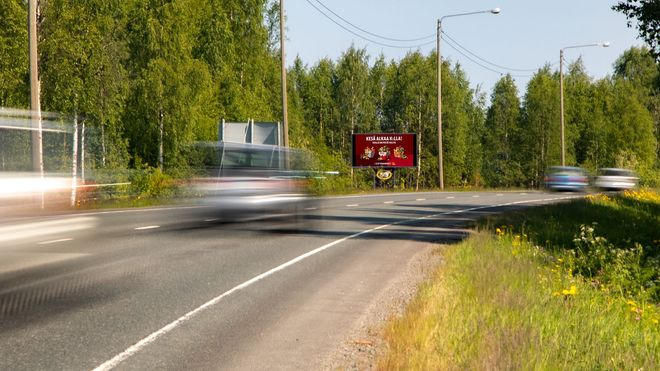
<box><xmin>378</xmin><ymin>190</ymin><xmax>660</xmax><ymax>370</ymax></box>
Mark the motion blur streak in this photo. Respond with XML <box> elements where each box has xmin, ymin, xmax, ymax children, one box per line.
<box><xmin>0</xmin><ymin>216</ymin><xmax>96</xmax><ymax>244</ymax></box>
<box><xmin>0</xmin><ymin>174</ymin><xmax>70</xmax><ymax>198</ymax></box>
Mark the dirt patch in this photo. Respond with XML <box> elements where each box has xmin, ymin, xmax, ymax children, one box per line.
<box><xmin>322</xmin><ymin>244</ymin><xmax>443</xmax><ymax>370</ymax></box>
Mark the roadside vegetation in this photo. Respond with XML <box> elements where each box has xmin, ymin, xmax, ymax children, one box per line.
<box><xmin>2</xmin><ymin>1</ymin><xmax>659</xmax><ymax>194</ymax></box>
<box><xmin>378</xmin><ymin>189</ymin><xmax>660</xmax><ymax>369</ymax></box>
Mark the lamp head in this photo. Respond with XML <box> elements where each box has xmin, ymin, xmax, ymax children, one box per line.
<box><xmin>491</xmin><ymin>7</ymin><xmax>501</xmax><ymax>14</ymax></box>
<box><xmin>600</xmin><ymin>42</ymin><xmax>611</xmax><ymax>47</ymax></box>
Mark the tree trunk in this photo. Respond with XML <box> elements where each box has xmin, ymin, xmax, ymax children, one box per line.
<box><xmin>158</xmin><ymin>109</ymin><xmax>164</xmax><ymax>170</ymax></box>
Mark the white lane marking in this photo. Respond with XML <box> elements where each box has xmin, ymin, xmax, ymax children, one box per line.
<box><xmin>134</xmin><ymin>225</ymin><xmax>160</xmax><ymax>230</ymax></box>
<box><xmin>416</xmin><ymin>198</ymin><xmax>426</xmax><ymax>201</ymax></box>
<box><xmin>37</xmin><ymin>238</ymin><xmax>73</xmax><ymax>245</ymax></box>
<box><xmin>93</xmin><ymin>193</ymin><xmax>582</xmax><ymax>371</ymax></box>
<box><xmin>0</xmin><ymin>217</ymin><xmax>96</xmax><ymax>244</ymax></box>
<box><xmin>496</xmin><ymin>194</ymin><xmax>504</xmax><ymax>196</ymax></box>
<box><xmin>446</xmin><ymin>196</ymin><xmax>455</xmax><ymax>199</ymax></box>
<box><xmin>384</xmin><ymin>201</ymin><xmax>394</xmax><ymax>204</ymax></box>
<box><xmin>346</xmin><ymin>204</ymin><xmax>359</xmax><ymax>207</ymax></box>
<box><xmin>78</xmin><ymin>205</ymin><xmax>206</xmax><ymax>216</ymax></box>
<box><xmin>93</xmin><ymin>223</ymin><xmax>391</xmax><ymax>371</ymax></box>
<box><xmin>520</xmin><ymin>193</ymin><xmax>527</xmax><ymax>195</ymax></box>
<box><xmin>204</xmin><ymin>219</ymin><xmax>218</xmax><ymax>222</ymax></box>
<box><xmin>472</xmin><ymin>195</ymin><xmax>480</xmax><ymax>198</ymax></box>
<box><xmin>304</xmin><ymin>207</ymin><xmax>317</xmax><ymax>211</ymax></box>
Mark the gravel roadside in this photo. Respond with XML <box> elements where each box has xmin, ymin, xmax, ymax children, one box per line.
<box><xmin>321</xmin><ymin>243</ymin><xmax>444</xmax><ymax>370</ymax></box>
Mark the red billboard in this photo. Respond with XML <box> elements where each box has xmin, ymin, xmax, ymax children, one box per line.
<box><xmin>352</xmin><ymin>133</ymin><xmax>417</xmax><ymax>168</ymax></box>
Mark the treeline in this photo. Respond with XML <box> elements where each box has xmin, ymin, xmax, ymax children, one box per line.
<box><xmin>0</xmin><ymin>0</ymin><xmax>658</xmax><ymax>189</ymax></box>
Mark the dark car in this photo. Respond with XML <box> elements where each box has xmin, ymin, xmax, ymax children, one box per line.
<box><xmin>593</xmin><ymin>168</ymin><xmax>638</xmax><ymax>191</ymax></box>
<box><xmin>544</xmin><ymin>166</ymin><xmax>589</xmax><ymax>192</ymax></box>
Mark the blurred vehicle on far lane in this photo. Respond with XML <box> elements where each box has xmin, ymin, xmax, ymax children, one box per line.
<box><xmin>186</xmin><ymin>142</ymin><xmax>316</xmax><ymax>225</ymax></box>
<box><xmin>544</xmin><ymin>166</ymin><xmax>589</xmax><ymax>192</ymax></box>
<box><xmin>593</xmin><ymin>168</ymin><xmax>638</xmax><ymax>191</ymax></box>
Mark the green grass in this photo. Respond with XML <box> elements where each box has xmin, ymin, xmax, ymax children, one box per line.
<box><xmin>379</xmin><ymin>232</ymin><xmax>659</xmax><ymax>370</ymax></box>
<box><xmin>378</xmin><ymin>190</ymin><xmax>660</xmax><ymax>370</ymax></box>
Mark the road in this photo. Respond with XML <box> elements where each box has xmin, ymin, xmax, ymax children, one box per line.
<box><xmin>0</xmin><ymin>191</ymin><xmax>579</xmax><ymax>370</ymax></box>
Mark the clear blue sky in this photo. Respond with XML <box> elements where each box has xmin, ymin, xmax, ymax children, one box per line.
<box><xmin>285</xmin><ymin>0</ymin><xmax>644</xmax><ymax>99</ymax></box>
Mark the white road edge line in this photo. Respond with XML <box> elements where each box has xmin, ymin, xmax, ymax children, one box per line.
<box><xmin>346</xmin><ymin>204</ymin><xmax>359</xmax><ymax>207</ymax></box>
<box><xmin>92</xmin><ymin>194</ymin><xmax>581</xmax><ymax>371</ymax></box>
<box><xmin>134</xmin><ymin>226</ymin><xmax>160</xmax><ymax>230</ymax></box>
<box><xmin>384</xmin><ymin>201</ymin><xmax>394</xmax><ymax>204</ymax></box>
<box><xmin>37</xmin><ymin>238</ymin><xmax>73</xmax><ymax>245</ymax></box>
<box><xmin>416</xmin><ymin>198</ymin><xmax>425</xmax><ymax>201</ymax></box>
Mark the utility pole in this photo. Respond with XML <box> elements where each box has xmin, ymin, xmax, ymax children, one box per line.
<box><xmin>436</xmin><ymin>19</ymin><xmax>444</xmax><ymax>190</ymax></box>
<box><xmin>28</xmin><ymin>0</ymin><xmax>43</xmax><ymax>175</ymax></box>
<box><xmin>436</xmin><ymin>8</ymin><xmax>500</xmax><ymax>191</ymax></box>
<box><xmin>559</xmin><ymin>42</ymin><xmax>609</xmax><ymax>167</ymax></box>
<box><xmin>559</xmin><ymin>49</ymin><xmax>565</xmax><ymax>167</ymax></box>
<box><xmin>280</xmin><ymin>0</ymin><xmax>289</xmax><ymax>147</ymax></box>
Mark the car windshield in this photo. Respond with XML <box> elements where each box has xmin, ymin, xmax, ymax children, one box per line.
<box><xmin>600</xmin><ymin>169</ymin><xmax>633</xmax><ymax>177</ymax></box>
<box><xmin>189</xmin><ymin>141</ymin><xmax>317</xmax><ymax>177</ymax></box>
<box><xmin>548</xmin><ymin>167</ymin><xmax>585</xmax><ymax>176</ymax></box>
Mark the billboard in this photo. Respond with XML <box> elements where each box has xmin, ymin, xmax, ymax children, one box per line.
<box><xmin>352</xmin><ymin>133</ymin><xmax>417</xmax><ymax>168</ymax></box>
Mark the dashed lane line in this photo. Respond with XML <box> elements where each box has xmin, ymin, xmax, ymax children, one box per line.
<box><xmin>93</xmin><ymin>194</ymin><xmax>581</xmax><ymax>371</ymax></box>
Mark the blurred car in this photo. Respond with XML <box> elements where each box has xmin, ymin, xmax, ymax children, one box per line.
<box><xmin>593</xmin><ymin>168</ymin><xmax>638</xmax><ymax>191</ymax></box>
<box><xmin>544</xmin><ymin>166</ymin><xmax>589</xmax><ymax>192</ymax></box>
<box><xmin>187</xmin><ymin>142</ymin><xmax>316</xmax><ymax>224</ymax></box>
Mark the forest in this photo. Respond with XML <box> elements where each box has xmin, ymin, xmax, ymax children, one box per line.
<box><xmin>1</xmin><ymin>0</ymin><xmax>658</xmax><ymax>191</ymax></box>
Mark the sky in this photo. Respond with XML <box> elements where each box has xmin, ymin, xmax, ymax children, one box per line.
<box><xmin>284</xmin><ymin>0</ymin><xmax>645</xmax><ymax>99</ymax></box>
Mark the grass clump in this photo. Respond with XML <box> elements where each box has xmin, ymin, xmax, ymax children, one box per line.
<box><xmin>379</xmin><ymin>190</ymin><xmax>660</xmax><ymax>370</ymax></box>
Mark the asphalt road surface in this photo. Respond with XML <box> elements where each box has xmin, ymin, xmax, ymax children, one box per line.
<box><xmin>0</xmin><ymin>191</ymin><xmax>580</xmax><ymax>370</ymax></box>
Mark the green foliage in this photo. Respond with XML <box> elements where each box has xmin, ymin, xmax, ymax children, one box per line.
<box><xmin>129</xmin><ymin>166</ymin><xmax>175</xmax><ymax>198</ymax></box>
<box><xmin>486</xmin><ymin>191</ymin><xmax>660</xmax><ymax>301</ymax></box>
<box><xmin>612</xmin><ymin>1</ymin><xmax>660</xmax><ymax>62</ymax></box>
<box><xmin>333</xmin><ymin>46</ymin><xmax>374</xmax><ymax>154</ymax></box>
<box><xmin>0</xmin><ymin>0</ymin><xmax>28</xmax><ymax>107</ymax></box>
<box><xmin>483</xmin><ymin>75</ymin><xmax>522</xmax><ymax>187</ymax></box>
<box><xmin>1</xmin><ymin>2</ymin><xmax>657</xmax><ymax>195</ymax></box>
<box><xmin>570</xmin><ymin>223</ymin><xmax>658</xmax><ymax>299</ymax></box>
<box><xmin>380</xmin><ymin>231</ymin><xmax>660</xmax><ymax>370</ymax></box>
<box><xmin>520</xmin><ymin>66</ymin><xmax>560</xmax><ymax>186</ymax></box>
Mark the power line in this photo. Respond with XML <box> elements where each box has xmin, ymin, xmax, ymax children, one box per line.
<box><xmin>313</xmin><ymin>0</ymin><xmax>435</xmax><ymax>43</ymax></box>
<box><xmin>303</xmin><ymin>0</ymin><xmax>435</xmax><ymax>49</ymax></box>
<box><xmin>441</xmin><ymin>36</ymin><xmax>534</xmax><ymax>78</ymax></box>
<box><xmin>441</xmin><ymin>36</ymin><xmax>505</xmax><ymax>75</ymax></box>
<box><xmin>304</xmin><ymin>0</ymin><xmax>543</xmax><ymax>78</ymax></box>
<box><xmin>442</xmin><ymin>31</ymin><xmax>540</xmax><ymax>72</ymax></box>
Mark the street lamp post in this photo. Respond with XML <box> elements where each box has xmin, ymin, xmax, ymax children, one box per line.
<box><xmin>559</xmin><ymin>42</ymin><xmax>609</xmax><ymax>166</ymax></box>
<box><xmin>437</xmin><ymin>8</ymin><xmax>500</xmax><ymax>190</ymax></box>
<box><xmin>280</xmin><ymin>0</ymin><xmax>289</xmax><ymax>147</ymax></box>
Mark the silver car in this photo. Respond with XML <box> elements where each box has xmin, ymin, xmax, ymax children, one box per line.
<box><xmin>188</xmin><ymin>142</ymin><xmax>316</xmax><ymax>224</ymax></box>
<box><xmin>593</xmin><ymin>168</ymin><xmax>638</xmax><ymax>191</ymax></box>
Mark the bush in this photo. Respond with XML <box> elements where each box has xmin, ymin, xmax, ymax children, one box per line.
<box><xmin>129</xmin><ymin>167</ymin><xmax>175</xmax><ymax>198</ymax></box>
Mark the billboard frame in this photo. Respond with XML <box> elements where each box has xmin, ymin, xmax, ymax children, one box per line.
<box><xmin>351</xmin><ymin>133</ymin><xmax>418</xmax><ymax>168</ymax></box>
